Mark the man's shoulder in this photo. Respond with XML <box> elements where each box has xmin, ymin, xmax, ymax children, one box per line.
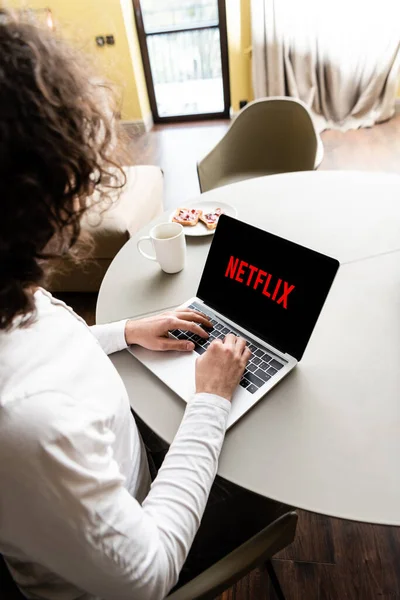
<box><xmin>0</xmin><ymin>389</ymin><xmax>78</xmax><ymax>441</ymax></box>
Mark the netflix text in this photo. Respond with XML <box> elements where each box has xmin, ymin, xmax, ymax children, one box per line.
<box><xmin>225</xmin><ymin>256</ymin><xmax>295</xmax><ymax>309</ymax></box>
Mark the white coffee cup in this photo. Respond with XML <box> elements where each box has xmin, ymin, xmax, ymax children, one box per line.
<box><xmin>137</xmin><ymin>222</ymin><xmax>186</xmax><ymax>274</ymax></box>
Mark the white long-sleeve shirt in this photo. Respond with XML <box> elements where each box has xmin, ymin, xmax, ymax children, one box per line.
<box><xmin>0</xmin><ymin>289</ymin><xmax>230</xmax><ymax>600</ymax></box>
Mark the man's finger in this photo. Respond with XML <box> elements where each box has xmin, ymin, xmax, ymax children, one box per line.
<box><xmin>172</xmin><ymin>318</ymin><xmax>209</xmax><ymax>338</ymax></box>
<box><xmin>234</xmin><ymin>336</ymin><xmax>247</xmax><ymax>355</ymax></box>
<box><xmin>175</xmin><ymin>310</ymin><xmax>212</xmax><ymax>328</ymax></box>
<box><xmin>162</xmin><ymin>338</ymin><xmax>195</xmax><ymax>352</ymax></box>
<box><xmin>241</xmin><ymin>346</ymin><xmax>252</xmax><ymax>365</ymax></box>
<box><xmin>223</xmin><ymin>333</ymin><xmax>237</xmax><ymax>348</ymax></box>
<box><xmin>209</xmin><ymin>338</ymin><xmax>222</xmax><ymax>349</ymax></box>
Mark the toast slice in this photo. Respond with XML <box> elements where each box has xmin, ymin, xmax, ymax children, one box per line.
<box><xmin>173</xmin><ymin>208</ymin><xmax>202</xmax><ymax>227</ymax></box>
<box><xmin>199</xmin><ymin>208</ymin><xmax>224</xmax><ymax>230</ymax></box>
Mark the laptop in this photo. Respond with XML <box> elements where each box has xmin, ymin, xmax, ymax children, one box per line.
<box><xmin>129</xmin><ymin>215</ymin><xmax>339</xmax><ymax>429</ymax></box>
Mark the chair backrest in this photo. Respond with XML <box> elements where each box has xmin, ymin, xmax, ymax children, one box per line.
<box><xmin>197</xmin><ymin>97</ymin><xmax>319</xmax><ymax>193</ymax></box>
<box><xmin>168</xmin><ymin>510</ymin><xmax>298</xmax><ymax>600</ymax></box>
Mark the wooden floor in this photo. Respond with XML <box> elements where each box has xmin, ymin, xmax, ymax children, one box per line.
<box><xmin>126</xmin><ymin>106</ymin><xmax>400</xmax><ymax>209</ymax></box>
<box><xmin>58</xmin><ymin>106</ymin><xmax>400</xmax><ymax>600</ymax></box>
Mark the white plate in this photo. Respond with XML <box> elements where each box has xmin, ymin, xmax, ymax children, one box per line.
<box><xmin>169</xmin><ymin>200</ymin><xmax>238</xmax><ymax>237</ymax></box>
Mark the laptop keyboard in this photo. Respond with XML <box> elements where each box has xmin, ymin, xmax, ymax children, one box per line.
<box><xmin>169</xmin><ymin>302</ymin><xmax>286</xmax><ymax>394</ymax></box>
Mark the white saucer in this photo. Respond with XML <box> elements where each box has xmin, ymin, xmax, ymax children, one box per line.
<box><xmin>169</xmin><ymin>200</ymin><xmax>238</xmax><ymax>237</ymax></box>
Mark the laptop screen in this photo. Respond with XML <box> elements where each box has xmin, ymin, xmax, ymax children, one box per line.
<box><xmin>197</xmin><ymin>215</ymin><xmax>339</xmax><ymax>361</ymax></box>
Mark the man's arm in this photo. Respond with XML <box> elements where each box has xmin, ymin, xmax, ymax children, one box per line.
<box><xmin>90</xmin><ymin>307</ymin><xmax>212</xmax><ymax>356</ymax></box>
<box><xmin>90</xmin><ymin>320</ymin><xmax>128</xmax><ymax>355</ymax></box>
<box><xmin>8</xmin><ymin>391</ymin><xmax>230</xmax><ymax>600</ymax></box>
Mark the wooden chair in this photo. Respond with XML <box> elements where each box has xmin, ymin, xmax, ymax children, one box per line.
<box><xmin>168</xmin><ymin>511</ymin><xmax>298</xmax><ymax>600</ymax></box>
<box><xmin>0</xmin><ymin>555</ymin><xmax>25</xmax><ymax>599</ymax></box>
<box><xmin>0</xmin><ymin>511</ymin><xmax>297</xmax><ymax>600</ymax></box>
<box><xmin>197</xmin><ymin>97</ymin><xmax>323</xmax><ymax>193</ymax></box>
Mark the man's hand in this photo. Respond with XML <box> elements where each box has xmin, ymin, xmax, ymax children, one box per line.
<box><xmin>125</xmin><ymin>308</ymin><xmax>212</xmax><ymax>351</ymax></box>
<box><xmin>195</xmin><ymin>334</ymin><xmax>251</xmax><ymax>402</ymax></box>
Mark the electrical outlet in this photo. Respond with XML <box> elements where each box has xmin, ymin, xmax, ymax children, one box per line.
<box><xmin>106</xmin><ymin>35</ymin><xmax>115</xmax><ymax>45</ymax></box>
<box><xmin>95</xmin><ymin>36</ymin><xmax>105</xmax><ymax>47</ymax></box>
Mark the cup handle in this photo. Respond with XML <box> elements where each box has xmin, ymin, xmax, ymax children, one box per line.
<box><xmin>137</xmin><ymin>236</ymin><xmax>157</xmax><ymax>261</ymax></box>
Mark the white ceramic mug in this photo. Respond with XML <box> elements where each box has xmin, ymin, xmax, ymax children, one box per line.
<box><xmin>137</xmin><ymin>222</ymin><xmax>186</xmax><ymax>274</ymax></box>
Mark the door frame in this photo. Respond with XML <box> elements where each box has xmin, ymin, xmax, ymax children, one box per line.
<box><xmin>132</xmin><ymin>0</ymin><xmax>231</xmax><ymax>123</ymax></box>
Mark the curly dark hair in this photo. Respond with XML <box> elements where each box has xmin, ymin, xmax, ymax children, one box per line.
<box><xmin>0</xmin><ymin>11</ymin><xmax>126</xmax><ymax>330</ymax></box>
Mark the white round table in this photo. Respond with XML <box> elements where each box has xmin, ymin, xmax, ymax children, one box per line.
<box><xmin>97</xmin><ymin>171</ymin><xmax>400</xmax><ymax>526</ymax></box>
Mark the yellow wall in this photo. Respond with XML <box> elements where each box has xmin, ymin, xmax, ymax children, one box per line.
<box><xmin>2</xmin><ymin>0</ymin><xmax>151</xmax><ymax>121</ymax></box>
<box><xmin>2</xmin><ymin>0</ymin><xmax>254</xmax><ymax>118</ymax></box>
<box><xmin>120</xmin><ymin>0</ymin><xmax>150</xmax><ymax>118</ymax></box>
<box><xmin>226</xmin><ymin>0</ymin><xmax>253</xmax><ymax>112</ymax></box>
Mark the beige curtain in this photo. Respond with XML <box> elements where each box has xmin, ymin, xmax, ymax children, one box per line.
<box><xmin>251</xmin><ymin>0</ymin><xmax>400</xmax><ymax>131</ymax></box>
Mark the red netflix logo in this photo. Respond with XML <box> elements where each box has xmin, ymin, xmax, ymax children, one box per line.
<box><xmin>225</xmin><ymin>256</ymin><xmax>295</xmax><ymax>309</ymax></box>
